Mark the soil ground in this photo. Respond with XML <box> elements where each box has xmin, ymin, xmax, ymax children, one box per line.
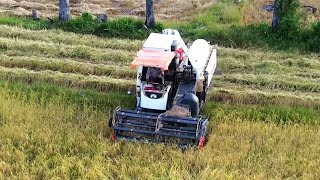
<box><xmin>0</xmin><ymin>0</ymin><xmax>216</xmax><ymax>20</ymax></box>
<box><xmin>0</xmin><ymin>0</ymin><xmax>318</xmax><ymax>23</ymax></box>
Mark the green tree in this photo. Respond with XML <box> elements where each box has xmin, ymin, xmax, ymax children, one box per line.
<box><xmin>274</xmin><ymin>0</ymin><xmax>302</xmax><ymax>40</ymax></box>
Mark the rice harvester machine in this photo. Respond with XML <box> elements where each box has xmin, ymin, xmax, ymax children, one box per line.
<box><xmin>109</xmin><ymin>29</ymin><xmax>217</xmax><ymax>148</ymax></box>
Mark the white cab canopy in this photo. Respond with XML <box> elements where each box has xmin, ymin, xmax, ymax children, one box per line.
<box><xmin>143</xmin><ymin>33</ymin><xmax>175</xmax><ymax>52</ymax></box>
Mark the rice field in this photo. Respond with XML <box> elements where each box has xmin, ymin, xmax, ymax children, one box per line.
<box><xmin>0</xmin><ymin>24</ymin><xmax>319</xmax><ymax>179</ymax></box>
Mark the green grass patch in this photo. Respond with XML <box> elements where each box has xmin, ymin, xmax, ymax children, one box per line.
<box><xmin>0</xmin><ymin>13</ymin><xmax>164</xmax><ymax>40</ymax></box>
<box><xmin>0</xmin><ymin>15</ymin><xmax>49</xmax><ymax>29</ymax></box>
<box><xmin>1</xmin><ymin>4</ymin><xmax>320</xmax><ymax>53</ymax></box>
<box><xmin>167</xmin><ymin>1</ymin><xmax>320</xmax><ymax>53</ymax></box>
<box><xmin>0</xmin><ymin>4</ymin><xmax>304</xmax><ymax>53</ymax></box>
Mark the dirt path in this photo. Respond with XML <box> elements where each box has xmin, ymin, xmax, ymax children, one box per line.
<box><xmin>0</xmin><ymin>0</ymin><xmax>216</xmax><ymax>20</ymax></box>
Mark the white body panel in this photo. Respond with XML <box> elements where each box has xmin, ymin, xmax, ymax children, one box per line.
<box><xmin>143</xmin><ymin>33</ymin><xmax>174</xmax><ymax>51</ymax></box>
<box><xmin>134</xmin><ymin>30</ymin><xmax>217</xmax><ymax>111</ymax></box>
<box><xmin>140</xmin><ymin>86</ymin><xmax>171</xmax><ymax>111</ymax></box>
<box><xmin>189</xmin><ymin>39</ymin><xmax>211</xmax><ymax>74</ymax></box>
<box><xmin>136</xmin><ymin>66</ymin><xmax>143</xmax><ymax>107</ymax></box>
<box><xmin>162</xmin><ymin>29</ymin><xmax>217</xmax><ymax>82</ymax></box>
<box><xmin>205</xmin><ymin>49</ymin><xmax>217</xmax><ymax>86</ymax></box>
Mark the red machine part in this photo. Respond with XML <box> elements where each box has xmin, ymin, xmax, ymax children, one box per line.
<box><xmin>175</xmin><ymin>49</ymin><xmax>184</xmax><ymax>61</ymax></box>
<box><xmin>144</xmin><ymin>86</ymin><xmax>160</xmax><ymax>91</ymax></box>
<box><xmin>198</xmin><ymin>136</ymin><xmax>205</xmax><ymax>150</ymax></box>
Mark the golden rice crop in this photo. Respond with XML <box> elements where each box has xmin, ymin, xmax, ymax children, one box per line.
<box><xmin>0</xmin><ymin>54</ymin><xmax>136</xmax><ymax>79</ymax></box>
<box><xmin>0</xmin><ymin>25</ymin><xmax>143</xmax><ymax>51</ymax></box>
<box><xmin>0</xmin><ymin>88</ymin><xmax>319</xmax><ymax>179</ymax></box>
<box><xmin>1</xmin><ymin>62</ymin><xmax>319</xmax><ymax>109</ymax></box>
<box><xmin>216</xmin><ymin>73</ymin><xmax>320</xmax><ymax>92</ymax></box>
<box><xmin>208</xmin><ymin>87</ymin><xmax>320</xmax><ymax>110</ymax></box>
<box><xmin>0</xmin><ymin>24</ymin><xmax>319</xmax><ymax>179</ymax></box>
<box><xmin>0</xmin><ymin>37</ymin><xmax>136</xmax><ymax>64</ymax></box>
<box><xmin>218</xmin><ymin>47</ymin><xmax>320</xmax><ymax>71</ymax></box>
<box><xmin>0</xmin><ymin>66</ymin><xmax>135</xmax><ymax>92</ymax></box>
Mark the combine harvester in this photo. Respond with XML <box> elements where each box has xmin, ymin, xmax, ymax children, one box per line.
<box><xmin>109</xmin><ymin>29</ymin><xmax>217</xmax><ymax>148</ymax></box>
